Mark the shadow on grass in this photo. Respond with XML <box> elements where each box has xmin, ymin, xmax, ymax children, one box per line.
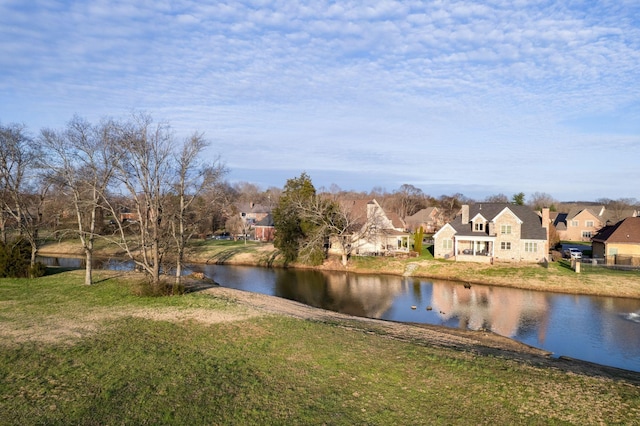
<box><xmin>44</xmin><ymin>266</ymin><xmax>79</xmax><ymax>276</ymax></box>
<box><xmin>206</xmin><ymin>248</ymin><xmax>244</xmax><ymax>264</ymax></box>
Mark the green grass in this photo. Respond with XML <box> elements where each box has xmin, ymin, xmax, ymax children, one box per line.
<box><xmin>1</xmin><ymin>272</ymin><xmax>639</xmax><ymax>425</ymax></box>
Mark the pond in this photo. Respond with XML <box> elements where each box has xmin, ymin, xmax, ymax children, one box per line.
<box><xmin>39</xmin><ymin>256</ymin><xmax>640</xmax><ymax>373</ymax></box>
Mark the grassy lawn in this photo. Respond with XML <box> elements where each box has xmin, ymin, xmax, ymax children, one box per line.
<box><xmin>1</xmin><ymin>272</ymin><xmax>639</xmax><ymax>425</ymax></box>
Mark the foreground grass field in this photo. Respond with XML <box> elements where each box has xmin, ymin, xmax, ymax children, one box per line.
<box><xmin>1</xmin><ymin>271</ymin><xmax>639</xmax><ymax>425</ymax></box>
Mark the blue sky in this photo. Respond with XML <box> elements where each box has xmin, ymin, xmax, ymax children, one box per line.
<box><xmin>1</xmin><ymin>0</ymin><xmax>639</xmax><ymax>202</ymax></box>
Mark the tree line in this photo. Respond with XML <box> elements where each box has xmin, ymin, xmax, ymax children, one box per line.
<box><xmin>0</xmin><ymin>113</ymin><xmax>225</xmax><ymax>290</ymax></box>
<box><xmin>2</xmin><ymin>114</ymin><xmax>638</xmax><ymax>283</ymax></box>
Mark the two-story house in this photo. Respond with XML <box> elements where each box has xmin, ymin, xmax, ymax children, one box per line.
<box><xmin>433</xmin><ymin>203</ymin><xmax>549</xmax><ymax>263</ymax></box>
<box><xmin>553</xmin><ymin>205</ymin><xmax>638</xmax><ymax>242</ymax></box>
<box><xmin>328</xmin><ymin>199</ymin><xmax>410</xmax><ymax>258</ymax></box>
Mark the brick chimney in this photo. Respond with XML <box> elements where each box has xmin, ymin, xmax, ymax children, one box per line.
<box><xmin>461</xmin><ymin>204</ymin><xmax>469</xmax><ymax>225</ymax></box>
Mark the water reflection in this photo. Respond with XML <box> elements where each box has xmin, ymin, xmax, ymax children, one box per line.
<box><xmin>38</xmin><ymin>257</ymin><xmax>640</xmax><ymax>372</ymax></box>
<box><xmin>38</xmin><ymin>256</ymin><xmax>134</xmax><ymax>271</ymax></box>
<box><xmin>431</xmin><ymin>283</ymin><xmax>549</xmax><ymax>340</ymax></box>
<box><xmin>275</xmin><ymin>271</ymin><xmax>404</xmax><ymax>318</ymax></box>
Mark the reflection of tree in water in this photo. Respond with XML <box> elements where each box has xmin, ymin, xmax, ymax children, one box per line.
<box><xmin>274</xmin><ymin>270</ymin><xmax>405</xmax><ymax>318</ymax></box>
<box><xmin>274</xmin><ymin>268</ymin><xmax>329</xmax><ymax>309</ymax></box>
<box><xmin>431</xmin><ymin>281</ymin><xmax>550</xmax><ymax>339</ymax></box>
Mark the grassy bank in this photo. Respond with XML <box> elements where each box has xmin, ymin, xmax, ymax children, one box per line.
<box><xmin>1</xmin><ymin>271</ymin><xmax>639</xmax><ymax>425</ymax></box>
<box><xmin>39</xmin><ymin>238</ymin><xmax>640</xmax><ymax>299</ymax></box>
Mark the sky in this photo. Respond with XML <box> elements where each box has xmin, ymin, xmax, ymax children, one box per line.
<box><xmin>1</xmin><ymin>0</ymin><xmax>639</xmax><ymax>202</ymax></box>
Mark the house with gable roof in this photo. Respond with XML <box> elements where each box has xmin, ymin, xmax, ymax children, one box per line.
<box><xmin>433</xmin><ymin>203</ymin><xmax>549</xmax><ymax>263</ymax></box>
<box><xmin>591</xmin><ymin>217</ymin><xmax>640</xmax><ymax>266</ymax></box>
<box><xmin>553</xmin><ymin>204</ymin><xmax>638</xmax><ymax>242</ymax></box>
<box><xmin>327</xmin><ymin>199</ymin><xmax>410</xmax><ymax>257</ymax></box>
<box><xmin>404</xmin><ymin>206</ymin><xmax>443</xmax><ymax>233</ymax></box>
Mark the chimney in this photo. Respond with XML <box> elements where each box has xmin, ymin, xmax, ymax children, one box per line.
<box><xmin>542</xmin><ymin>207</ymin><xmax>550</xmax><ymax>254</ymax></box>
<box><xmin>461</xmin><ymin>205</ymin><xmax>469</xmax><ymax>225</ymax></box>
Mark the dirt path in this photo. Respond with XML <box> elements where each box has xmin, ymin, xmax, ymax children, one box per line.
<box><xmin>193</xmin><ymin>283</ymin><xmax>640</xmax><ymax>386</ymax></box>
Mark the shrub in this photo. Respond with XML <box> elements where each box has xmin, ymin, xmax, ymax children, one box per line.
<box><xmin>0</xmin><ymin>239</ymin><xmax>40</xmax><ymax>278</ymax></box>
<box><xmin>132</xmin><ymin>277</ymin><xmax>185</xmax><ymax>297</ymax></box>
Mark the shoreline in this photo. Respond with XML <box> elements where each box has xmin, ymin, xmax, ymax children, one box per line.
<box><xmin>38</xmin><ymin>240</ymin><xmax>640</xmax><ymax>300</ymax></box>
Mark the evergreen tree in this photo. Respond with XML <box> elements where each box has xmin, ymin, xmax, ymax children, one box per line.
<box><xmin>272</xmin><ymin>173</ymin><xmax>316</xmax><ymax>263</ymax></box>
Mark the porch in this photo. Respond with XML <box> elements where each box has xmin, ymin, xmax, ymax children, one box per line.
<box><xmin>454</xmin><ymin>237</ymin><xmax>494</xmax><ymax>263</ymax></box>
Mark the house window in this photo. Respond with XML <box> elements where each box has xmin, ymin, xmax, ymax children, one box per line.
<box><xmin>586</xmin><ymin>221</ymin><xmax>594</xmax><ymax>227</ymax></box>
<box><xmin>525</xmin><ymin>242</ymin><xmax>537</xmax><ymax>252</ymax></box>
<box><xmin>474</xmin><ymin>222</ymin><xmax>484</xmax><ymax>231</ymax></box>
<box><xmin>571</xmin><ymin>220</ymin><xmax>578</xmax><ymax>227</ymax></box>
<box><xmin>443</xmin><ymin>239</ymin><xmax>452</xmax><ymax>250</ymax></box>
<box><xmin>582</xmin><ymin>231</ymin><xmax>592</xmax><ymax>238</ymax></box>
<box><xmin>500</xmin><ymin>224</ymin><xmax>512</xmax><ymax>234</ymax></box>
<box><xmin>500</xmin><ymin>242</ymin><xmax>511</xmax><ymax>250</ymax></box>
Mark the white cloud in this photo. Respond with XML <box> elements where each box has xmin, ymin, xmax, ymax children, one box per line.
<box><xmin>0</xmin><ymin>0</ymin><xmax>639</xmax><ymax>199</ymax></box>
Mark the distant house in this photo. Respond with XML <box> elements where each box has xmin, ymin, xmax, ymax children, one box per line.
<box><xmin>404</xmin><ymin>207</ymin><xmax>443</xmax><ymax>233</ymax></box>
<box><xmin>230</xmin><ymin>202</ymin><xmax>271</xmax><ymax>239</ymax></box>
<box><xmin>433</xmin><ymin>203</ymin><xmax>549</xmax><ymax>263</ymax></box>
<box><xmin>254</xmin><ymin>214</ymin><xmax>275</xmax><ymax>242</ymax></box>
<box><xmin>328</xmin><ymin>199</ymin><xmax>410</xmax><ymax>257</ymax></box>
<box><xmin>591</xmin><ymin>217</ymin><xmax>640</xmax><ymax>266</ymax></box>
<box><xmin>553</xmin><ymin>205</ymin><xmax>638</xmax><ymax>242</ymax></box>
<box><xmin>235</xmin><ymin>202</ymin><xmax>271</xmax><ymax>225</ymax></box>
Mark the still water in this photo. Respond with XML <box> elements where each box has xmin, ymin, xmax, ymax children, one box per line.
<box><xmin>41</xmin><ymin>257</ymin><xmax>640</xmax><ymax>372</ymax></box>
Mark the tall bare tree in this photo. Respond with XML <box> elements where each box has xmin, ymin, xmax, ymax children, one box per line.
<box><xmin>105</xmin><ymin>113</ymin><xmax>175</xmax><ymax>287</ymax></box>
<box><xmin>392</xmin><ymin>184</ymin><xmax>426</xmax><ymax>218</ymax></box>
<box><xmin>0</xmin><ymin>122</ymin><xmax>47</xmax><ymax>273</ymax></box>
<box><xmin>41</xmin><ymin>116</ymin><xmax>121</xmax><ymax>285</ymax></box>
<box><xmin>170</xmin><ymin>132</ymin><xmax>226</xmax><ymax>286</ymax></box>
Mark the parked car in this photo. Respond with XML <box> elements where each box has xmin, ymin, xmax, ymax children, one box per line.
<box><xmin>564</xmin><ymin>248</ymin><xmax>582</xmax><ymax>259</ymax></box>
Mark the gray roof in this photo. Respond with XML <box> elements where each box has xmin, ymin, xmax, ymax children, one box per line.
<box><xmin>449</xmin><ymin>203</ymin><xmax>546</xmax><ymax>240</ymax></box>
<box><xmin>254</xmin><ymin>214</ymin><xmax>274</xmax><ymax>227</ymax></box>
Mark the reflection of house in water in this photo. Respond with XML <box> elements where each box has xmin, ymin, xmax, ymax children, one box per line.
<box><xmin>430</xmin><ymin>281</ymin><xmax>549</xmax><ymax>340</ymax></box>
<box><xmin>323</xmin><ymin>273</ymin><xmax>406</xmax><ymax>318</ymax></box>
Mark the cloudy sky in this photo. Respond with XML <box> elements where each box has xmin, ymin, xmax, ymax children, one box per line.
<box><xmin>1</xmin><ymin>0</ymin><xmax>639</xmax><ymax>201</ymax></box>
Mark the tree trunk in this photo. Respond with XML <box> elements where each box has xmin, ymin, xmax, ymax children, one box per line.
<box><xmin>84</xmin><ymin>249</ymin><xmax>93</xmax><ymax>286</ymax></box>
<box><xmin>30</xmin><ymin>244</ymin><xmax>37</xmax><ymax>278</ymax></box>
<box><xmin>175</xmin><ymin>249</ymin><xmax>182</xmax><ymax>288</ymax></box>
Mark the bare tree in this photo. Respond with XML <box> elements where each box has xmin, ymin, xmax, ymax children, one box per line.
<box><xmin>438</xmin><ymin>193</ymin><xmax>471</xmax><ymax>222</ymax></box>
<box><xmin>170</xmin><ymin>132</ymin><xmax>226</xmax><ymax>286</ymax></box>
<box><xmin>484</xmin><ymin>193</ymin><xmax>509</xmax><ymax>203</ymax></box>
<box><xmin>40</xmin><ymin>116</ymin><xmax>120</xmax><ymax>285</ymax></box>
<box><xmin>105</xmin><ymin>113</ymin><xmax>175</xmax><ymax>287</ymax></box>
<box><xmin>528</xmin><ymin>192</ymin><xmax>558</xmax><ymax>211</ymax></box>
<box><xmin>391</xmin><ymin>184</ymin><xmax>426</xmax><ymax>219</ymax></box>
<box><xmin>225</xmin><ymin>212</ymin><xmax>253</xmax><ymax>243</ymax></box>
<box><xmin>597</xmin><ymin>197</ymin><xmax>638</xmax><ymax>223</ymax></box>
<box><xmin>0</xmin><ymin>122</ymin><xmax>47</xmax><ymax>273</ymax></box>
<box><xmin>299</xmin><ymin>195</ymin><xmax>355</xmax><ymax>266</ymax></box>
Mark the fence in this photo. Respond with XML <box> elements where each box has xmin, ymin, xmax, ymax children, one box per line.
<box><xmin>580</xmin><ymin>255</ymin><xmax>640</xmax><ymax>271</ymax></box>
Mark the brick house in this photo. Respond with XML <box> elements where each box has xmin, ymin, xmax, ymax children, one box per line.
<box><xmin>254</xmin><ymin>214</ymin><xmax>275</xmax><ymax>242</ymax></box>
<box><xmin>433</xmin><ymin>203</ymin><xmax>549</xmax><ymax>263</ymax></box>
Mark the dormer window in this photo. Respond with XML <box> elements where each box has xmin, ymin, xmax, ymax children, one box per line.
<box><xmin>474</xmin><ymin>222</ymin><xmax>484</xmax><ymax>231</ymax></box>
